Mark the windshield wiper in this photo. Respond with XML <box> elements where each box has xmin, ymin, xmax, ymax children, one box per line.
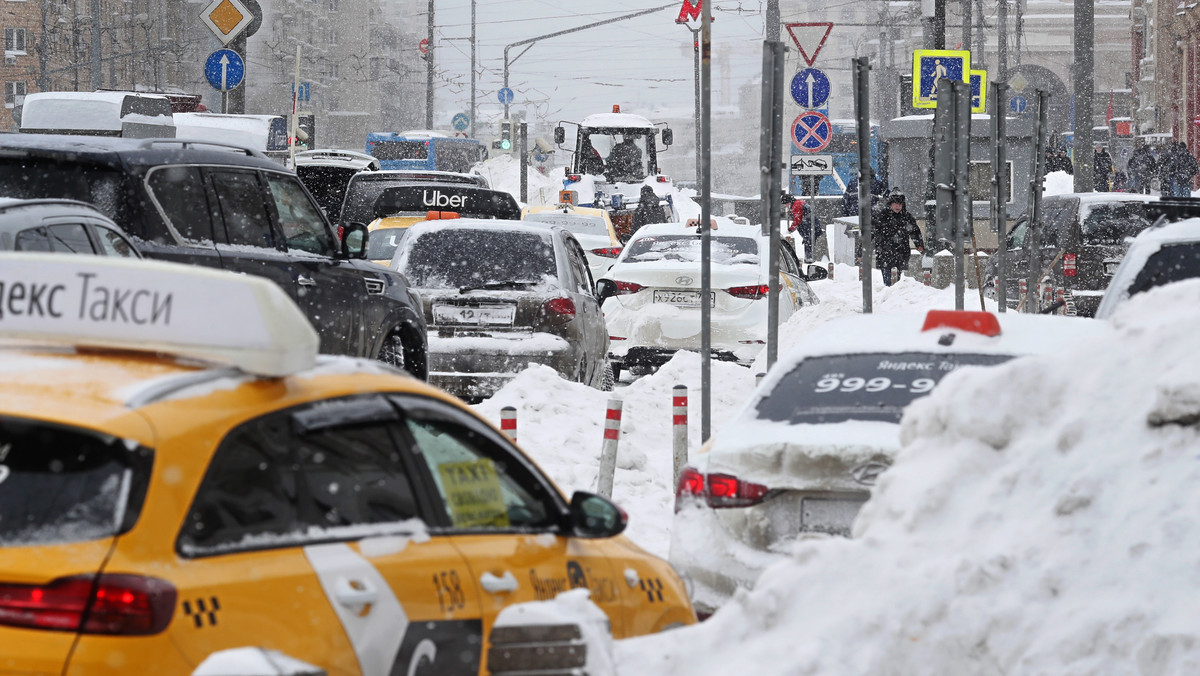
<box><xmin>459</xmin><ymin>280</ymin><xmax>540</xmax><ymax>294</ymax></box>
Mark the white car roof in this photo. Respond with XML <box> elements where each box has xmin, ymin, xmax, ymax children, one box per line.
<box><xmin>1095</xmin><ymin>217</ymin><xmax>1200</xmax><ymax>318</ymax></box>
<box><xmin>579</xmin><ymin>113</ymin><xmax>657</xmax><ymax>130</ymax></box>
<box><xmin>405</xmin><ymin>217</ymin><xmax>556</xmax><ymax>238</ymax></box>
<box><xmin>295</xmin><ymin>149</ymin><xmax>380</xmax><ymax>170</ymax></box>
<box><xmin>629</xmin><ymin>219</ymin><xmax>759</xmax><ymax>240</ymax></box>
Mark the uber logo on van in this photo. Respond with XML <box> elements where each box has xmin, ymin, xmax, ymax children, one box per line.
<box><xmin>422</xmin><ymin>190</ymin><xmax>468</xmax><ymax>209</ymax></box>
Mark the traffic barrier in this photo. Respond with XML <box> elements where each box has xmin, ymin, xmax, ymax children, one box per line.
<box><xmin>500</xmin><ymin>406</ymin><xmax>517</xmax><ymax>443</ymax></box>
<box><xmin>596</xmin><ymin>399</ymin><xmax>623</xmax><ymax>499</ymax></box>
<box><xmin>672</xmin><ymin>385</ymin><xmax>688</xmax><ymax>489</ymax></box>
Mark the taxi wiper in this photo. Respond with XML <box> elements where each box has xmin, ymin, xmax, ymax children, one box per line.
<box><xmin>459</xmin><ymin>280</ymin><xmax>539</xmax><ymax>294</ymax></box>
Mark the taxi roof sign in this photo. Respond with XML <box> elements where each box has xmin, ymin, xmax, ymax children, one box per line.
<box><xmin>0</xmin><ymin>254</ymin><xmax>319</xmax><ymax>378</ymax></box>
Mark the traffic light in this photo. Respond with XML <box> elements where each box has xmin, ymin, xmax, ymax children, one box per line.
<box><xmin>499</xmin><ymin>119</ymin><xmax>512</xmax><ymax>151</ymax></box>
<box><xmin>297</xmin><ymin>114</ymin><xmax>316</xmax><ymax>149</ymax></box>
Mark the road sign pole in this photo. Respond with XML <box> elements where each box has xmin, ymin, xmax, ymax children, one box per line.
<box><xmin>853</xmin><ymin>56</ymin><xmax>873</xmax><ymax>314</ymax></box>
<box><xmin>519</xmin><ymin>122</ymin><xmax>528</xmax><ymax>203</ymax></box>
<box><xmin>761</xmin><ymin>40</ymin><xmax>785</xmax><ymax>371</ymax></box>
<box><xmin>953</xmin><ymin>80</ymin><xmax>971</xmax><ymax>311</ymax></box>
<box><xmin>700</xmin><ymin>0</ymin><xmax>712</xmax><ymax>442</ymax></box>
<box><xmin>290</xmin><ymin>45</ymin><xmax>300</xmax><ymax>168</ymax></box>
<box><xmin>1024</xmin><ymin>89</ymin><xmax>1050</xmax><ymax>313</ymax></box>
<box><xmin>994</xmin><ymin>81</ymin><xmax>1009</xmax><ymax>312</ymax></box>
<box><xmin>229</xmin><ymin>35</ymin><xmax>246</xmax><ymax>114</ymax></box>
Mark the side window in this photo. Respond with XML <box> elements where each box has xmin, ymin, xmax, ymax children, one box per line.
<box><xmin>46</xmin><ymin>223</ymin><xmax>96</xmax><ymax>254</ymax></box>
<box><xmin>94</xmin><ymin>225</ymin><xmax>138</xmax><ymax>257</ymax></box>
<box><xmin>208</xmin><ymin>170</ymin><xmax>276</xmax><ymax>249</ymax></box>
<box><xmin>265</xmin><ymin>174</ymin><xmax>334</xmax><ymax>256</ymax></box>
<box><xmin>146</xmin><ymin>166</ymin><xmax>217</xmax><ymax>243</ymax></box>
<box><xmin>13</xmin><ymin>227</ymin><xmax>51</xmax><ymax>251</ymax></box>
<box><xmin>566</xmin><ymin>239</ymin><xmax>592</xmax><ymax>293</ymax></box>
<box><xmin>399</xmin><ymin>401</ymin><xmax>557</xmax><ymax>531</ymax></box>
<box><xmin>779</xmin><ymin>242</ymin><xmax>801</xmax><ymax>277</ymax></box>
<box><xmin>1008</xmin><ymin>219</ymin><xmax>1027</xmax><ymax>249</ymax></box>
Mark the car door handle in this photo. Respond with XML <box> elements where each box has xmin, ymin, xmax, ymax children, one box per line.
<box><xmin>479</xmin><ymin>571</ymin><xmax>518</xmax><ymax>594</ymax></box>
<box><xmin>334</xmin><ymin>577</ymin><xmax>379</xmax><ymax>608</ymax></box>
<box><xmin>297</xmin><ymin>275</ymin><xmax>317</xmax><ymax>287</ymax></box>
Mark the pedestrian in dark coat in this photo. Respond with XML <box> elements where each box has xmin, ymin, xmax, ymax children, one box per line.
<box><xmin>872</xmin><ymin>191</ymin><xmax>924</xmax><ymax>287</ymax></box>
<box><xmin>1166</xmin><ymin>142</ymin><xmax>1199</xmax><ymax>196</ymax></box>
<box><xmin>1093</xmin><ymin>146</ymin><xmax>1113</xmax><ymax>192</ymax></box>
<box><xmin>631</xmin><ymin>185</ymin><xmax>664</xmax><ymax>236</ymax></box>
<box><xmin>1126</xmin><ymin>142</ymin><xmax>1157</xmax><ymax>194</ymax></box>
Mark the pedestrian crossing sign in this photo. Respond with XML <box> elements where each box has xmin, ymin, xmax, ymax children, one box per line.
<box><xmin>970</xmin><ymin>70</ymin><xmax>987</xmax><ymax>114</ymax></box>
<box><xmin>911</xmin><ymin>49</ymin><xmax>970</xmax><ymax>109</ymax></box>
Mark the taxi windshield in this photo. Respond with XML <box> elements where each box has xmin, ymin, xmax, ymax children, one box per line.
<box><xmin>0</xmin><ymin>416</ymin><xmax>152</xmax><ymax>546</ymax></box>
<box><xmin>756</xmin><ymin>352</ymin><xmax>1013</xmax><ymax>424</ymax></box>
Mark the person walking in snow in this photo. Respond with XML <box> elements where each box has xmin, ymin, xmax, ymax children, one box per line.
<box><xmin>872</xmin><ymin>190</ymin><xmax>924</xmax><ymax>287</ymax></box>
<box><xmin>1093</xmin><ymin>146</ymin><xmax>1113</xmax><ymax>192</ymax></box>
<box><xmin>1126</xmin><ymin>140</ymin><xmax>1157</xmax><ymax>195</ymax></box>
<box><xmin>789</xmin><ymin>192</ymin><xmax>818</xmax><ymax>262</ymax></box>
<box><xmin>1166</xmin><ymin>142</ymin><xmax>1199</xmax><ymax>196</ymax></box>
<box><xmin>630</xmin><ymin>185</ymin><xmax>664</xmax><ymax>237</ymax></box>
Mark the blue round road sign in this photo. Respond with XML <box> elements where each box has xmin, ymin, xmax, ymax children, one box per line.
<box><xmin>204</xmin><ymin>49</ymin><xmax>245</xmax><ymax>91</ymax></box>
<box><xmin>452</xmin><ymin>112</ymin><xmax>470</xmax><ymax>131</ymax></box>
<box><xmin>498</xmin><ymin>87</ymin><xmax>514</xmax><ymax>104</ymax></box>
<box><xmin>791</xmin><ymin>111</ymin><xmax>832</xmax><ymax>153</ymax></box>
<box><xmin>790</xmin><ymin>68</ymin><xmax>831</xmax><ymax>109</ymax></box>
<box><xmin>1009</xmin><ymin>96</ymin><xmax>1028</xmax><ymax>114</ymax></box>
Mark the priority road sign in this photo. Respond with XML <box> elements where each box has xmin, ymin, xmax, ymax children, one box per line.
<box><xmin>790</xmin><ymin>154</ymin><xmax>834</xmax><ymax>175</ymax></box>
<box><xmin>452</xmin><ymin>112</ymin><xmax>470</xmax><ymax>131</ymax></box>
<box><xmin>1009</xmin><ymin>95</ymin><xmax>1028</xmax><ymax>114</ymax></box>
<box><xmin>791</xmin><ymin>111</ymin><xmax>832</xmax><ymax>153</ymax></box>
<box><xmin>204</xmin><ymin>49</ymin><xmax>245</xmax><ymax>91</ymax></box>
<box><xmin>498</xmin><ymin>88</ymin><xmax>514</xmax><ymax>104</ymax></box>
<box><xmin>784</xmin><ymin>23</ymin><xmax>833</xmax><ymax>67</ymax></box>
<box><xmin>970</xmin><ymin>70</ymin><xmax>987</xmax><ymax>114</ymax></box>
<box><xmin>200</xmin><ymin>0</ymin><xmax>254</xmax><ymax>46</ymax></box>
<box><xmin>790</xmin><ymin>68</ymin><xmax>831</xmax><ymax>109</ymax></box>
<box><xmin>911</xmin><ymin>49</ymin><xmax>970</xmax><ymax>109</ymax></box>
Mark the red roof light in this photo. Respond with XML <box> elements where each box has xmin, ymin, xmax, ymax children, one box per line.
<box><xmin>921</xmin><ymin>310</ymin><xmax>1001</xmax><ymax>337</ymax></box>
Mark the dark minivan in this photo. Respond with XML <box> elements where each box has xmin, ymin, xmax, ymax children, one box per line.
<box><xmin>0</xmin><ymin>135</ymin><xmax>428</xmax><ymax>378</ymax></box>
<box><xmin>986</xmin><ymin>193</ymin><xmax>1156</xmax><ymax>316</ymax></box>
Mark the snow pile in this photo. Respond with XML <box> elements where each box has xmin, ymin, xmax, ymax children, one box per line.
<box><xmin>474</xmin><ymin>354</ymin><xmax>757</xmax><ymax>559</ymax></box>
<box><xmin>619</xmin><ymin>279</ymin><xmax>1200</xmax><ymax>674</ymax></box>
<box><xmin>1043</xmin><ymin>170</ymin><xmax>1075</xmax><ymax>196</ymax></box>
<box><xmin>474</xmin><ymin>154</ymin><xmax>564</xmax><ymax>207</ymax></box>
<box><xmin>493</xmin><ymin>589</ymin><xmax>615</xmax><ymax>675</ymax></box>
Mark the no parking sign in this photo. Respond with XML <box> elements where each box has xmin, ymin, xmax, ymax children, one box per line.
<box><xmin>791</xmin><ymin>111</ymin><xmax>832</xmax><ymax>153</ymax></box>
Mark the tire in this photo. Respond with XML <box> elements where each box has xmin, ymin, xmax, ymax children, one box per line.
<box><xmin>377</xmin><ymin>333</ymin><xmax>407</xmax><ymax>373</ymax></box>
<box><xmin>600</xmin><ymin>361</ymin><xmax>615</xmax><ymax>391</ymax></box>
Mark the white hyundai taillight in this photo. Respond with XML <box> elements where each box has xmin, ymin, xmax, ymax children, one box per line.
<box><xmin>0</xmin><ymin>574</ymin><xmax>177</xmax><ymax>635</ymax></box>
<box><xmin>612</xmin><ymin>280</ymin><xmax>644</xmax><ymax>295</ymax></box>
<box><xmin>591</xmin><ymin>247</ymin><xmax>623</xmax><ymax>258</ymax></box>
<box><xmin>726</xmin><ymin>284</ymin><xmax>770</xmax><ymax>300</ymax></box>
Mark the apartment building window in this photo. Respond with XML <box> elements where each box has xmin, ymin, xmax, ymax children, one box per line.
<box><xmin>5</xmin><ymin>28</ymin><xmax>25</xmax><ymax>54</ymax></box>
<box><xmin>5</xmin><ymin>80</ymin><xmax>25</xmax><ymax>108</ymax></box>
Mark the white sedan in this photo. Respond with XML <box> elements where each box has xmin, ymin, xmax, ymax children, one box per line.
<box><xmin>598</xmin><ymin>220</ymin><xmax>823</xmax><ymax>378</ymax></box>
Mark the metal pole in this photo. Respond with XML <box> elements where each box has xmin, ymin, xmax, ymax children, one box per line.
<box><xmin>90</xmin><ymin>0</ymin><xmax>101</xmax><ymax>89</ymax></box>
<box><xmin>692</xmin><ymin>27</ymin><xmax>701</xmax><ymax>184</ymax></box>
<box><xmin>230</xmin><ymin>34</ymin><xmax>246</xmax><ymax>115</ymax></box>
<box><xmin>998</xmin><ymin>0</ymin><xmax>1008</xmax><ymax>82</ymax></box>
<box><xmin>853</xmin><ymin>56</ymin><xmax>873</xmax><ymax>313</ymax></box>
<box><xmin>766</xmin><ymin>41</ymin><xmax>784</xmax><ymax>370</ymax></box>
<box><xmin>289</xmin><ymin>45</ymin><xmax>300</xmax><ymax>169</ymax></box>
<box><xmin>974</xmin><ymin>0</ymin><xmax>986</xmax><ymax>67</ymax></box>
<box><xmin>934</xmin><ymin>0</ymin><xmax>947</xmax><ymax>49</ymax></box>
<box><xmin>1072</xmin><ymin>0</ymin><xmax>1095</xmax><ymax>193</ymax></box>
<box><xmin>953</xmin><ymin>80</ymin><xmax>971</xmax><ymax>311</ymax></box>
<box><xmin>470</xmin><ymin>0</ymin><xmax>476</xmax><ymax>138</ymax></box>
<box><xmin>1025</xmin><ymin>89</ymin><xmax>1049</xmax><ymax>312</ymax></box>
<box><xmin>766</xmin><ymin>0</ymin><xmax>779</xmax><ymax>41</ymax></box>
<box><xmin>519</xmin><ymin>122</ymin><xmax>528</xmax><ymax>202</ymax></box>
<box><xmin>700</xmin><ymin>0</ymin><xmax>712</xmax><ymax>441</ymax></box>
<box><xmin>994</xmin><ymin>81</ymin><xmax>1009</xmax><ymax>311</ymax></box>
<box><xmin>426</xmin><ymin>0</ymin><xmax>435</xmax><ymax>129</ymax></box>
<box><xmin>961</xmin><ymin>0</ymin><xmax>971</xmax><ymax>53</ymax></box>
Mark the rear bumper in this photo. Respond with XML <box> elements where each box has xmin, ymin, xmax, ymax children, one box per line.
<box><xmin>614</xmin><ymin>346</ymin><xmax>743</xmax><ymax>371</ymax></box>
<box><xmin>428</xmin><ymin>332</ymin><xmax>575</xmax><ymax>399</ymax></box>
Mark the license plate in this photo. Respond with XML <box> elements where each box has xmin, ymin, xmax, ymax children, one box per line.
<box><xmin>432</xmin><ymin>304</ymin><xmax>515</xmax><ymax>326</ymax></box>
<box><xmin>800</xmin><ymin>497</ymin><xmax>867</xmax><ymax>536</ymax></box>
<box><xmin>653</xmin><ymin>290</ymin><xmax>715</xmax><ymax>306</ymax></box>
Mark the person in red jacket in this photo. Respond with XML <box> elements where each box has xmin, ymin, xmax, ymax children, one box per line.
<box><xmin>787</xmin><ymin>193</ymin><xmax>815</xmax><ymax>262</ymax></box>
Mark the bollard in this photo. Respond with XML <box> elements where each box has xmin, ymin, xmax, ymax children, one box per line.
<box><xmin>931</xmin><ymin>250</ymin><xmax>954</xmax><ymax>289</ymax></box>
<box><xmin>923</xmin><ymin>269</ymin><xmax>932</xmax><ymax>286</ymax></box>
<box><xmin>672</xmin><ymin>385</ymin><xmax>688</xmax><ymax>490</ymax></box>
<box><xmin>596</xmin><ymin>399</ymin><xmax>623</xmax><ymax>499</ymax></box>
<box><xmin>500</xmin><ymin>406</ymin><xmax>517</xmax><ymax>443</ymax></box>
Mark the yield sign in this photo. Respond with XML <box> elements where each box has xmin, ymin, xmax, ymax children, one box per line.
<box><xmin>785</xmin><ymin>23</ymin><xmax>834</xmax><ymax>66</ymax></box>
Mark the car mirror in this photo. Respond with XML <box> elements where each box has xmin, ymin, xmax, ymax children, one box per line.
<box><xmin>661</xmin><ymin>128</ymin><xmax>673</xmax><ymax>147</ymax></box>
<box><xmin>595</xmin><ymin>278</ymin><xmax>617</xmax><ymax>301</ymax></box>
<box><xmin>805</xmin><ymin>264</ymin><xmax>829</xmax><ymax>281</ymax></box>
<box><xmin>568</xmin><ymin>491</ymin><xmax>627</xmax><ymax>538</ymax></box>
<box><xmin>554</xmin><ymin>126</ymin><xmax>565</xmax><ymax>145</ymax></box>
<box><xmin>341</xmin><ymin>222</ymin><xmax>368</xmax><ymax>259</ymax></box>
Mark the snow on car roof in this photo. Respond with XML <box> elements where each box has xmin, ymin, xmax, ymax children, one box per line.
<box><xmin>579</xmin><ymin>113</ymin><xmax>657</xmax><ymax>130</ymax></box>
<box><xmin>1095</xmin><ymin>217</ymin><xmax>1200</xmax><ymax>318</ymax></box>
<box><xmin>404</xmin><ymin>217</ymin><xmax>554</xmax><ymax>239</ymax></box>
<box><xmin>629</xmin><ymin>219</ymin><xmax>758</xmax><ymax>240</ymax></box>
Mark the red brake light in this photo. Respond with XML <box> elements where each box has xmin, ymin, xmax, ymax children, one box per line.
<box><xmin>656</xmin><ymin>175</ymin><xmax>670</xmax><ymax>183</ymax></box>
<box><xmin>920</xmin><ymin>310</ymin><xmax>1001</xmax><ymax>337</ymax></box>
<box><xmin>1063</xmin><ymin>253</ymin><xmax>1077</xmax><ymax>277</ymax></box>
<box><xmin>613</xmin><ymin>280</ymin><xmax>644</xmax><ymax>295</ymax></box>
<box><xmin>591</xmin><ymin>247</ymin><xmax>622</xmax><ymax>258</ymax></box>
<box><xmin>726</xmin><ymin>284</ymin><xmax>770</xmax><ymax>300</ymax></box>
<box><xmin>674</xmin><ymin>468</ymin><xmax>769</xmax><ymax>510</ymax></box>
<box><xmin>0</xmin><ymin>574</ymin><xmax>177</xmax><ymax>635</ymax></box>
<box><xmin>567</xmin><ymin>174</ymin><xmax>582</xmax><ymax>182</ymax></box>
<box><xmin>542</xmin><ymin>297</ymin><xmax>576</xmax><ymax>317</ymax></box>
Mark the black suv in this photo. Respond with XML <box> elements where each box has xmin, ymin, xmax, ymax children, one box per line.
<box><xmin>0</xmin><ymin>135</ymin><xmax>427</xmax><ymax>378</ymax></box>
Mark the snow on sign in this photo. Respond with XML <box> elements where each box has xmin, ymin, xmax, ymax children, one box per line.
<box><xmin>791</xmin><ymin>154</ymin><xmax>834</xmax><ymax>175</ymax></box>
<box><xmin>204</xmin><ymin>49</ymin><xmax>245</xmax><ymax>92</ymax></box>
<box><xmin>784</xmin><ymin>23</ymin><xmax>834</xmax><ymax>67</ymax></box>
<box><xmin>199</xmin><ymin>0</ymin><xmax>254</xmax><ymax>46</ymax></box>
<box><xmin>791</xmin><ymin>111</ymin><xmax>832</xmax><ymax>153</ymax></box>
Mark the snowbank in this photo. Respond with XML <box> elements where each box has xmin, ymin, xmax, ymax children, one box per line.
<box><xmin>619</xmin><ymin>279</ymin><xmax>1200</xmax><ymax>674</ymax></box>
<box><xmin>474</xmin><ymin>154</ymin><xmax>564</xmax><ymax>207</ymax></box>
<box><xmin>1043</xmin><ymin>170</ymin><xmax>1075</xmax><ymax>196</ymax></box>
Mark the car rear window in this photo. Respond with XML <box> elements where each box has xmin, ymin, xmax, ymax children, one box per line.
<box><xmin>1081</xmin><ymin>202</ymin><xmax>1153</xmax><ymax>246</ymax></box>
<box><xmin>399</xmin><ymin>228</ymin><xmax>556</xmax><ymax>289</ymax></box>
<box><xmin>1127</xmin><ymin>242</ymin><xmax>1200</xmax><ymax>297</ymax></box>
<box><xmin>0</xmin><ymin>158</ymin><xmax>130</xmax><ymax>228</ymax></box>
<box><xmin>624</xmin><ymin>235</ymin><xmax>758</xmax><ymax>265</ymax></box>
<box><xmin>756</xmin><ymin>352</ymin><xmax>1013</xmax><ymax>424</ymax></box>
<box><xmin>0</xmin><ymin>417</ymin><xmax>152</xmax><ymax>546</ymax></box>
<box><xmin>524</xmin><ymin>212</ymin><xmax>609</xmax><ymax>236</ymax></box>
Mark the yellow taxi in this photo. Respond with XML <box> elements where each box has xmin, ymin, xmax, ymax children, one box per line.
<box><xmin>0</xmin><ymin>254</ymin><xmax>695</xmax><ymax>675</ymax></box>
<box><xmin>521</xmin><ymin>203</ymin><xmax>621</xmax><ymax>282</ymax></box>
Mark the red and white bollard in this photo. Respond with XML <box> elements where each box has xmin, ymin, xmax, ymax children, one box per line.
<box><xmin>597</xmin><ymin>399</ymin><xmax>623</xmax><ymax>499</ymax></box>
<box><xmin>500</xmin><ymin>406</ymin><xmax>517</xmax><ymax>443</ymax></box>
<box><xmin>923</xmin><ymin>269</ymin><xmax>932</xmax><ymax>286</ymax></box>
<box><xmin>672</xmin><ymin>385</ymin><xmax>688</xmax><ymax>489</ymax></box>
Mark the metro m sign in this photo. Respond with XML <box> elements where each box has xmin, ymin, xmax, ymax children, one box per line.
<box><xmin>676</xmin><ymin>0</ymin><xmax>704</xmax><ymax>24</ymax></box>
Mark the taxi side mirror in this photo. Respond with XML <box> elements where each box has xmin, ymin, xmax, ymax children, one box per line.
<box><xmin>805</xmin><ymin>263</ymin><xmax>829</xmax><ymax>281</ymax></box>
<box><xmin>569</xmin><ymin>491</ymin><xmax>627</xmax><ymax>538</ymax></box>
<box><xmin>341</xmin><ymin>222</ymin><xmax>368</xmax><ymax>259</ymax></box>
<box><xmin>595</xmin><ymin>278</ymin><xmax>617</xmax><ymax>302</ymax></box>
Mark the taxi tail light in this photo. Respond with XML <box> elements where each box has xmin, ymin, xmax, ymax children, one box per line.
<box><xmin>920</xmin><ymin>310</ymin><xmax>1001</xmax><ymax>337</ymax></box>
<box><xmin>613</xmin><ymin>280</ymin><xmax>644</xmax><ymax>295</ymax></box>
<box><xmin>541</xmin><ymin>297</ymin><xmax>577</xmax><ymax>322</ymax></box>
<box><xmin>0</xmin><ymin>574</ymin><xmax>176</xmax><ymax>635</ymax></box>
<box><xmin>675</xmin><ymin>467</ymin><xmax>769</xmax><ymax>511</ymax></box>
<box><xmin>591</xmin><ymin>247</ymin><xmax>623</xmax><ymax>258</ymax></box>
<box><xmin>727</xmin><ymin>284</ymin><xmax>770</xmax><ymax>300</ymax></box>
<box><xmin>1063</xmin><ymin>253</ymin><xmax>1078</xmax><ymax>277</ymax></box>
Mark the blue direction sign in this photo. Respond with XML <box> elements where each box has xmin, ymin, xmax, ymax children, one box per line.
<box><xmin>204</xmin><ymin>49</ymin><xmax>245</xmax><ymax>92</ymax></box>
<box><xmin>451</xmin><ymin>112</ymin><xmax>470</xmax><ymax>131</ymax></box>
<box><xmin>498</xmin><ymin>87</ymin><xmax>514</xmax><ymax>104</ymax></box>
<box><xmin>790</xmin><ymin>67</ymin><xmax>831</xmax><ymax>109</ymax></box>
<box><xmin>791</xmin><ymin>111</ymin><xmax>832</xmax><ymax>153</ymax></box>
<box><xmin>1009</xmin><ymin>95</ymin><xmax>1028</xmax><ymax>114</ymax></box>
<box><xmin>911</xmin><ymin>49</ymin><xmax>970</xmax><ymax>109</ymax></box>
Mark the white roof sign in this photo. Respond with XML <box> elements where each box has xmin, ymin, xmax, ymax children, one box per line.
<box><xmin>0</xmin><ymin>254</ymin><xmax>318</xmax><ymax>377</ymax></box>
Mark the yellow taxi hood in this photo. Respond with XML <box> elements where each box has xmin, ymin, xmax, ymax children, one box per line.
<box><xmin>369</xmin><ymin>215</ymin><xmax>428</xmax><ymax>231</ymax></box>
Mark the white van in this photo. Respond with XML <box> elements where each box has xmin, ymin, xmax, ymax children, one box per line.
<box><xmin>18</xmin><ymin>91</ymin><xmax>175</xmax><ymax>138</ymax></box>
<box><xmin>172</xmin><ymin>113</ymin><xmax>289</xmax><ymax>163</ymax></box>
